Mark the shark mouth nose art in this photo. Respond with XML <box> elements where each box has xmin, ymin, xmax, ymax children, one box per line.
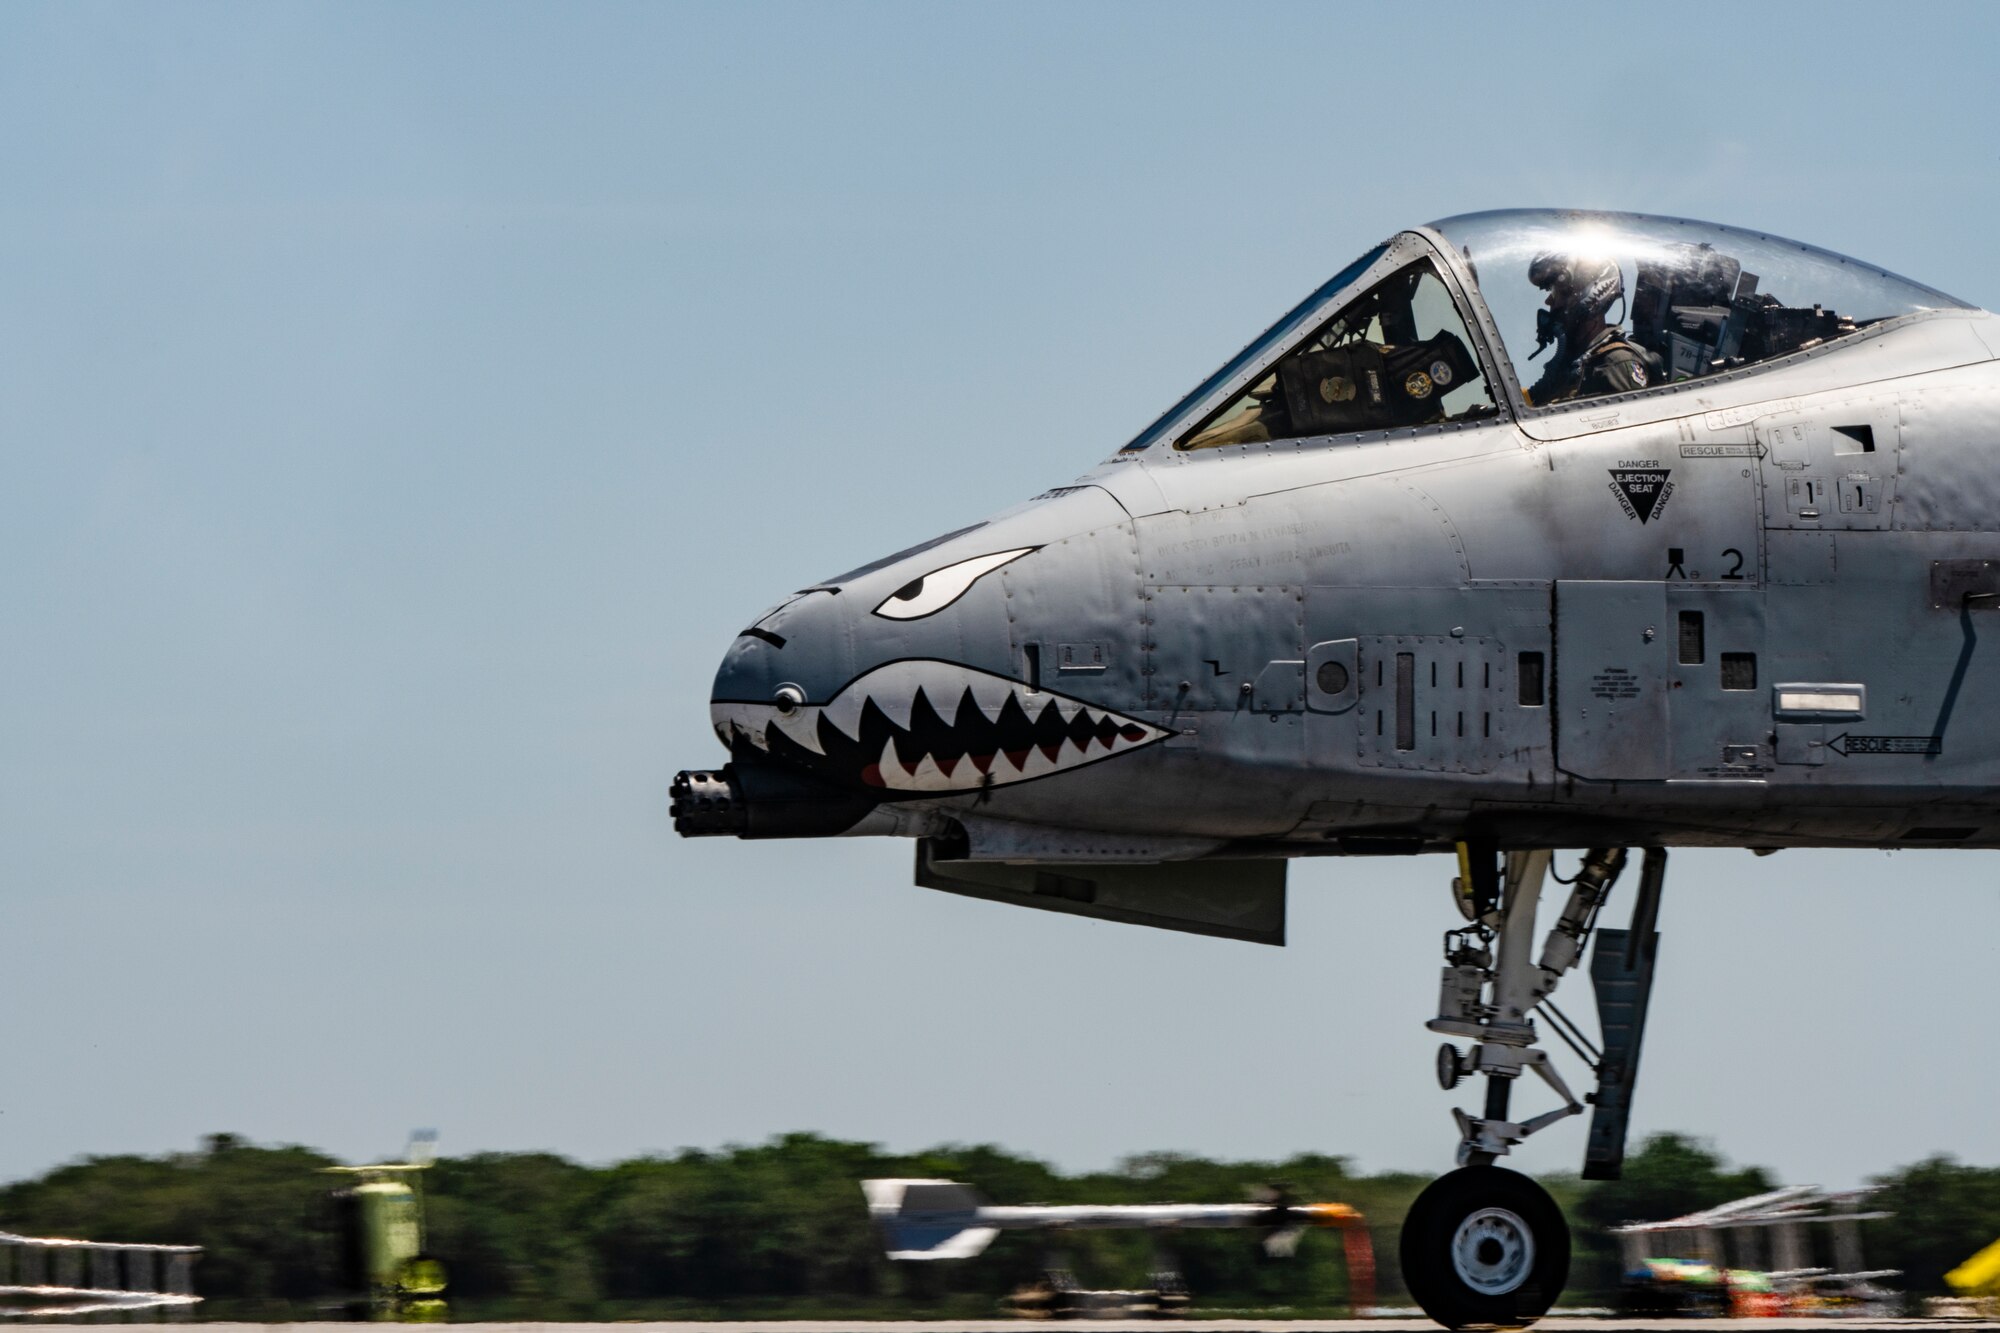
<box><xmin>712</xmin><ymin>660</ymin><xmax>1169</xmax><ymax>793</ymax></box>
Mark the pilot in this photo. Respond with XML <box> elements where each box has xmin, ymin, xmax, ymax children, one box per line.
<box><xmin>1524</xmin><ymin>252</ymin><xmax>1660</xmax><ymax>404</ymax></box>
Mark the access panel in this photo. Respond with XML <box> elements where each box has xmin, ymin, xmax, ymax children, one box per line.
<box><xmin>1555</xmin><ymin>581</ymin><xmax>1670</xmax><ymax>780</ymax></box>
<box><xmin>1305</xmin><ymin>586</ymin><xmax>1553</xmax><ymax>782</ymax></box>
<box><xmin>1354</xmin><ymin>634</ymin><xmax>1512</xmax><ymax>774</ymax></box>
<box><xmin>1755</xmin><ymin>397</ymin><xmax>1900</xmax><ymax>532</ymax></box>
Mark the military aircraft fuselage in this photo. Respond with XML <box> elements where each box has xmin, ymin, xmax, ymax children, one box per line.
<box><xmin>678</xmin><ymin>211</ymin><xmax>2000</xmax><ymax>863</ymax></box>
<box><xmin>675</xmin><ymin>208</ymin><xmax>1987</xmax><ymax>1327</ymax></box>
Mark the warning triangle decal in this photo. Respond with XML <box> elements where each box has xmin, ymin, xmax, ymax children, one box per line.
<box><xmin>1608</xmin><ymin>468</ymin><xmax>1674</xmax><ymax>524</ymax></box>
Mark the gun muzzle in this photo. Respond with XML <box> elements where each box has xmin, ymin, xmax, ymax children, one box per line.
<box><xmin>670</xmin><ymin>753</ymin><xmax>879</xmax><ymax>839</ymax></box>
<box><xmin>669</xmin><ymin>767</ymin><xmax>748</xmax><ymax>836</ymax></box>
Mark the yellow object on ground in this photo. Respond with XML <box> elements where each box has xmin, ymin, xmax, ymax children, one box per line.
<box><xmin>1946</xmin><ymin>1236</ymin><xmax>2000</xmax><ymax>1296</ymax></box>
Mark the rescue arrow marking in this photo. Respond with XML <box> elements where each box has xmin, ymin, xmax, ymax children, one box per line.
<box><xmin>1827</xmin><ymin>733</ymin><xmax>1942</xmax><ymax>757</ymax></box>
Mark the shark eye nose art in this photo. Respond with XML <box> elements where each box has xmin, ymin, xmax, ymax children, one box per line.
<box><xmin>871</xmin><ymin>547</ymin><xmax>1038</xmax><ymax>621</ymax></box>
<box><xmin>772</xmin><ymin>684</ymin><xmax>806</xmax><ymax>715</ymax></box>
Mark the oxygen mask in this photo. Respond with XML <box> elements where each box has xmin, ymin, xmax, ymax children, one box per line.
<box><xmin>1530</xmin><ymin>306</ymin><xmax>1565</xmax><ymax>362</ymax></box>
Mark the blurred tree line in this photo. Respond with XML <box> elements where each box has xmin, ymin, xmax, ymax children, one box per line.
<box><xmin>1</xmin><ymin>1130</ymin><xmax>1993</xmax><ymax>1319</ymax></box>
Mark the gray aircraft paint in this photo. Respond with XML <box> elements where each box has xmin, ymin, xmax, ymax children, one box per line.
<box><xmin>678</xmin><ymin>210</ymin><xmax>2000</xmax><ymax>927</ymax></box>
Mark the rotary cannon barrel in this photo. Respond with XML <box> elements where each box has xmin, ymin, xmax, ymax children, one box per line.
<box><xmin>670</xmin><ymin>753</ymin><xmax>878</xmax><ymax>839</ymax></box>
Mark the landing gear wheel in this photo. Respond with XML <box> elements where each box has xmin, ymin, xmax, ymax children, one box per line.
<box><xmin>1399</xmin><ymin>1165</ymin><xmax>1568</xmax><ymax>1329</ymax></box>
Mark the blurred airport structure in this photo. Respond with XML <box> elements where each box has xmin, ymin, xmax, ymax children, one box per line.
<box><xmin>0</xmin><ymin>1130</ymin><xmax>1997</xmax><ymax>1319</ymax></box>
<box><xmin>1611</xmin><ymin>1185</ymin><xmax>1896</xmax><ymax>1316</ymax></box>
<box><xmin>0</xmin><ymin>1230</ymin><xmax>199</xmax><ymax>1319</ymax></box>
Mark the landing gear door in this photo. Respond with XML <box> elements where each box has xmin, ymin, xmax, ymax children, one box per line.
<box><xmin>915</xmin><ymin>842</ymin><xmax>1287</xmax><ymax>947</ymax></box>
<box><xmin>1555</xmin><ymin>581</ymin><xmax>1669</xmax><ymax>780</ymax></box>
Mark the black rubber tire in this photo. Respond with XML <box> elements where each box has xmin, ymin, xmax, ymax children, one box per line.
<box><xmin>1399</xmin><ymin>1165</ymin><xmax>1569</xmax><ymax>1329</ymax></box>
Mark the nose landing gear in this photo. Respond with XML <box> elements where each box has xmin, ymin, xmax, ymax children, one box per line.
<box><xmin>1401</xmin><ymin>844</ymin><xmax>1666</xmax><ymax>1329</ymax></box>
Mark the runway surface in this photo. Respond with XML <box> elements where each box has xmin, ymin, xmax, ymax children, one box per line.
<box><xmin>43</xmin><ymin>1321</ymin><xmax>2000</xmax><ymax>1333</ymax></box>
<box><xmin>19</xmin><ymin>1312</ymin><xmax>2000</xmax><ymax>1320</ymax></box>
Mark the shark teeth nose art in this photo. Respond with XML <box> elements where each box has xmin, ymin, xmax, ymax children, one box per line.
<box><xmin>710</xmin><ymin>660</ymin><xmax>1169</xmax><ymax>793</ymax></box>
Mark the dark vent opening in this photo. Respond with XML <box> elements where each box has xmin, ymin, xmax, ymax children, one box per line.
<box><xmin>1832</xmin><ymin>424</ymin><xmax>1876</xmax><ymax>453</ymax></box>
<box><xmin>1517</xmin><ymin>651</ymin><xmax>1545</xmax><ymax>707</ymax></box>
<box><xmin>1678</xmin><ymin>611</ymin><xmax>1706</xmax><ymax>665</ymax></box>
<box><xmin>1395</xmin><ymin>652</ymin><xmax>1416</xmax><ymax>751</ymax></box>
<box><xmin>1721</xmin><ymin>652</ymin><xmax>1758</xmax><ymax>691</ymax></box>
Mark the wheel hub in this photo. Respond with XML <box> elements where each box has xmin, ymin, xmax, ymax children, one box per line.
<box><xmin>1450</xmin><ymin>1206</ymin><xmax>1534</xmax><ymax>1295</ymax></box>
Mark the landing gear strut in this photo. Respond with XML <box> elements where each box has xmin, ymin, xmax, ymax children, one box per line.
<box><xmin>1399</xmin><ymin>844</ymin><xmax>1666</xmax><ymax>1329</ymax></box>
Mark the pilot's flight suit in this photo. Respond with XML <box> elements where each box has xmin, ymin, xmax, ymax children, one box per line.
<box><xmin>1576</xmin><ymin>328</ymin><xmax>1656</xmax><ymax>394</ymax></box>
<box><xmin>1535</xmin><ymin>328</ymin><xmax>1660</xmax><ymax>403</ymax></box>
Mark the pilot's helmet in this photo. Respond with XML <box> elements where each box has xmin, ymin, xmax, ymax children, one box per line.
<box><xmin>1528</xmin><ymin>250</ymin><xmax>1623</xmax><ymax>328</ymax></box>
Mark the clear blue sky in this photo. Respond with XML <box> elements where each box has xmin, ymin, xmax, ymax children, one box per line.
<box><xmin>5</xmin><ymin>3</ymin><xmax>2000</xmax><ymax>1188</ymax></box>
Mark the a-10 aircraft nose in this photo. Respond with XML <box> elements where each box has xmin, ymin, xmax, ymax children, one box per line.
<box><xmin>673</xmin><ymin>486</ymin><xmax>1162</xmax><ymax>838</ymax></box>
<box><xmin>703</xmin><ymin>589</ymin><xmax>836</xmax><ymax>746</ymax></box>
<box><xmin>676</xmin><ymin>525</ymin><xmax>1033</xmax><ymax>837</ymax></box>
<box><xmin>673</xmin><ymin>581</ymin><xmax>877</xmax><ymax>840</ymax></box>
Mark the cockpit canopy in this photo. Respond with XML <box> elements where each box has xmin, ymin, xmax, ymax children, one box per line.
<box><xmin>1440</xmin><ymin>209</ymin><xmax>1969</xmax><ymax>408</ymax></box>
<box><xmin>1123</xmin><ymin>209</ymin><xmax>1969</xmax><ymax>453</ymax></box>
